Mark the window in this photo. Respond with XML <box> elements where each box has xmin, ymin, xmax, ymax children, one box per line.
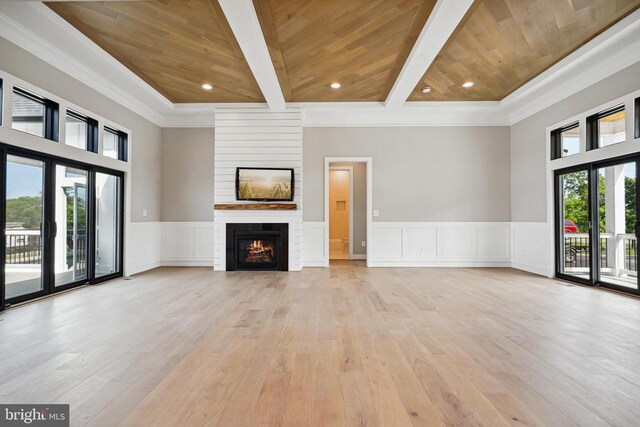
<box><xmin>0</xmin><ymin>78</ymin><xmax>3</xmax><ymax>126</ymax></box>
<box><xmin>551</xmin><ymin>122</ymin><xmax>580</xmax><ymax>160</ymax></box>
<box><xmin>66</xmin><ymin>110</ymin><xmax>98</xmax><ymax>152</ymax></box>
<box><xmin>12</xmin><ymin>87</ymin><xmax>59</xmax><ymax>141</ymax></box>
<box><xmin>103</xmin><ymin>126</ymin><xmax>128</xmax><ymax>161</ymax></box>
<box><xmin>635</xmin><ymin>97</ymin><xmax>639</xmax><ymax>139</ymax></box>
<box><xmin>587</xmin><ymin>104</ymin><xmax>626</xmax><ymax>150</ymax></box>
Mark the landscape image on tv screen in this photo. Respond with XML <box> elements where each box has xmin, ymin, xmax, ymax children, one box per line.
<box><xmin>237</xmin><ymin>168</ymin><xmax>293</xmax><ymax>201</ymax></box>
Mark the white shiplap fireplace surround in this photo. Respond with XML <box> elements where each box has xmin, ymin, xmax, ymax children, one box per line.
<box><xmin>213</xmin><ymin>109</ymin><xmax>303</xmax><ymax>271</ymax></box>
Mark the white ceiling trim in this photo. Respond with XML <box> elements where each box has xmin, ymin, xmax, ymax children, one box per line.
<box><xmin>502</xmin><ymin>8</ymin><xmax>640</xmax><ymax>124</ymax></box>
<box><xmin>0</xmin><ymin>2</ymin><xmax>638</xmax><ymax>128</ymax></box>
<box><xmin>384</xmin><ymin>0</ymin><xmax>474</xmax><ymax>108</ymax></box>
<box><xmin>0</xmin><ymin>2</ymin><xmax>173</xmax><ymax>124</ymax></box>
<box><xmin>218</xmin><ymin>0</ymin><xmax>286</xmax><ymax>111</ymax></box>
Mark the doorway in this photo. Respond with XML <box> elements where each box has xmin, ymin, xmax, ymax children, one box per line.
<box><xmin>325</xmin><ymin>157</ymin><xmax>372</xmax><ymax>266</ymax></box>
<box><xmin>555</xmin><ymin>154</ymin><xmax>640</xmax><ymax>295</ymax></box>
<box><xmin>329</xmin><ymin>167</ymin><xmax>352</xmax><ymax>260</ymax></box>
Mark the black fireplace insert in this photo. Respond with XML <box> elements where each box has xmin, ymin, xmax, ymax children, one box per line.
<box><xmin>226</xmin><ymin>223</ymin><xmax>288</xmax><ymax>271</ymax></box>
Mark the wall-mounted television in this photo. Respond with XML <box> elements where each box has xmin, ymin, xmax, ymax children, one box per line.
<box><xmin>236</xmin><ymin>167</ymin><xmax>295</xmax><ymax>202</ymax></box>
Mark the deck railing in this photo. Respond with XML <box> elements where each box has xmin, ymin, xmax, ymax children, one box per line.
<box><xmin>6</xmin><ymin>230</ymin><xmax>41</xmax><ymax>264</ymax></box>
<box><xmin>564</xmin><ymin>232</ymin><xmax>637</xmax><ymax>274</ymax></box>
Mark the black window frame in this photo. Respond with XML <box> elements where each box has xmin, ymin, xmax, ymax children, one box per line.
<box><xmin>66</xmin><ymin>109</ymin><xmax>99</xmax><ymax>153</ymax></box>
<box><xmin>0</xmin><ymin>143</ymin><xmax>125</xmax><ymax>310</ymax></box>
<box><xmin>550</xmin><ymin>121</ymin><xmax>579</xmax><ymax>160</ymax></box>
<box><xmin>103</xmin><ymin>126</ymin><xmax>128</xmax><ymax>162</ymax></box>
<box><xmin>586</xmin><ymin>104</ymin><xmax>625</xmax><ymax>151</ymax></box>
<box><xmin>0</xmin><ymin>78</ymin><xmax>3</xmax><ymax>127</ymax></box>
<box><xmin>635</xmin><ymin>97</ymin><xmax>639</xmax><ymax>140</ymax></box>
<box><xmin>12</xmin><ymin>86</ymin><xmax>59</xmax><ymax>142</ymax></box>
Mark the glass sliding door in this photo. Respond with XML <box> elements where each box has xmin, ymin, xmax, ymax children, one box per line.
<box><xmin>95</xmin><ymin>172</ymin><xmax>121</xmax><ymax>278</ymax></box>
<box><xmin>596</xmin><ymin>160</ymin><xmax>639</xmax><ymax>292</ymax></box>
<box><xmin>557</xmin><ymin>169</ymin><xmax>592</xmax><ymax>283</ymax></box>
<box><xmin>4</xmin><ymin>155</ymin><xmax>46</xmax><ymax>301</ymax></box>
<box><xmin>54</xmin><ymin>165</ymin><xmax>88</xmax><ymax>288</ymax></box>
<box><xmin>555</xmin><ymin>156</ymin><xmax>640</xmax><ymax>296</ymax></box>
<box><xmin>1</xmin><ymin>144</ymin><xmax>125</xmax><ymax>309</ymax></box>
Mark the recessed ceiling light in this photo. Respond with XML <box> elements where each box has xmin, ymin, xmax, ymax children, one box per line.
<box><xmin>421</xmin><ymin>86</ymin><xmax>432</xmax><ymax>94</ymax></box>
<box><xmin>462</xmin><ymin>82</ymin><xmax>474</xmax><ymax>88</ymax></box>
<box><xmin>330</xmin><ymin>82</ymin><xmax>341</xmax><ymax>89</ymax></box>
<box><xmin>202</xmin><ymin>83</ymin><xmax>213</xmax><ymax>91</ymax></box>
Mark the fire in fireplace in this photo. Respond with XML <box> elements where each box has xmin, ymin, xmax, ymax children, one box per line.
<box><xmin>239</xmin><ymin>239</ymin><xmax>276</xmax><ymax>264</ymax></box>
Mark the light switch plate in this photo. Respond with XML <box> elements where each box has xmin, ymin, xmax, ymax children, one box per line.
<box><xmin>373</xmin><ymin>210</ymin><xmax>379</xmax><ymax>217</ymax></box>
<box><xmin>142</xmin><ymin>209</ymin><xmax>148</xmax><ymax>217</ymax></box>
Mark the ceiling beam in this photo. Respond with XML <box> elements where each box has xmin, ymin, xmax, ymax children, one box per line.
<box><xmin>385</xmin><ymin>0</ymin><xmax>474</xmax><ymax>109</ymax></box>
<box><xmin>218</xmin><ymin>0</ymin><xmax>285</xmax><ymax>111</ymax></box>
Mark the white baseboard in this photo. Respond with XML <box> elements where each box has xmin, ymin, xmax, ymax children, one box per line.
<box><xmin>351</xmin><ymin>254</ymin><xmax>367</xmax><ymax>260</ymax></box>
<box><xmin>369</xmin><ymin>261</ymin><xmax>511</xmax><ymax>268</ymax></box>
<box><xmin>161</xmin><ymin>261</ymin><xmax>214</xmax><ymax>267</ymax></box>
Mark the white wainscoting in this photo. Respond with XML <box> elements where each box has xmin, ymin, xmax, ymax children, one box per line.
<box><xmin>126</xmin><ymin>221</ymin><xmax>551</xmax><ymax>276</ymax></box>
<box><xmin>303</xmin><ymin>221</ymin><xmax>512</xmax><ymax>267</ymax></box>
<box><xmin>161</xmin><ymin>222</ymin><xmax>215</xmax><ymax>267</ymax></box>
<box><xmin>368</xmin><ymin>222</ymin><xmax>511</xmax><ymax>267</ymax></box>
<box><xmin>126</xmin><ymin>222</ymin><xmax>162</xmax><ymax>275</ymax></box>
<box><xmin>511</xmin><ymin>222</ymin><xmax>551</xmax><ymax>276</ymax></box>
<box><xmin>302</xmin><ymin>222</ymin><xmax>327</xmax><ymax>267</ymax></box>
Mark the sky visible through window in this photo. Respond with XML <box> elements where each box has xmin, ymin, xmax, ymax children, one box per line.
<box><xmin>6</xmin><ymin>162</ymin><xmax>42</xmax><ymax>199</ymax></box>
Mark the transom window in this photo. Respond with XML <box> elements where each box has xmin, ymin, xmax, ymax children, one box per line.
<box><xmin>587</xmin><ymin>104</ymin><xmax>626</xmax><ymax>150</ymax></box>
<box><xmin>103</xmin><ymin>126</ymin><xmax>128</xmax><ymax>161</ymax></box>
<box><xmin>11</xmin><ymin>87</ymin><xmax>59</xmax><ymax>141</ymax></box>
<box><xmin>66</xmin><ymin>110</ymin><xmax>98</xmax><ymax>152</ymax></box>
<box><xmin>551</xmin><ymin>122</ymin><xmax>580</xmax><ymax>160</ymax></box>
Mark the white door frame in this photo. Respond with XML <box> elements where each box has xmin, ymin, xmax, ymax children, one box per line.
<box><xmin>329</xmin><ymin>166</ymin><xmax>354</xmax><ymax>260</ymax></box>
<box><xmin>324</xmin><ymin>157</ymin><xmax>373</xmax><ymax>267</ymax></box>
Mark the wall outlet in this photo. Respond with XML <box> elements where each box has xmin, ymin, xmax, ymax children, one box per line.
<box><xmin>362</xmin><ymin>241</ymin><xmax>366</xmax><ymax>247</ymax></box>
<box><xmin>142</xmin><ymin>209</ymin><xmax>148</xmax><ymax>217</ymax></box>
<box><xmin>373</xmin><ymin>210</ymin><xmax>380</xmax><ymax>217</ymax></box>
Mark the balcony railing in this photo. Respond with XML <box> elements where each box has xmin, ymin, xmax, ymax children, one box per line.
<box><xmin>6</xmin><ymin>230</ymin><xmax>87</xmax><ymax>278</ymax></box>
<box><xmin>564</xmin><ymin>232</ymin><xmax>637</xmax><ymax>275</ymax></box>
<box><xmin>6</xmin><ymin>230</ymin><xmax>41</xmax><ymax>264</ymax></box>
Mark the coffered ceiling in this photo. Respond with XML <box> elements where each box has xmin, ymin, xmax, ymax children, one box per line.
<box><xmin>43</xmin><ymin>0</ymin><xmax>640</xmax><ymax>105</ymax></box>
<box><xmin>46</xmin><ymin>0</ymin><xmax>264</xmax><ymax>103</ymax></box>
<box><xmin>410</xmin><ymin>0</ymin><xmax>640</xmax><ymax>101</ymax></box>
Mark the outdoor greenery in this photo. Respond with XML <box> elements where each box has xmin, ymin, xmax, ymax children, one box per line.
<box><xmin>6</xmin><ymin>188</ymin><xmax>86</xmax><ymax>232</ymax></box>
<box><xmin>563</xmin><ymin>172</ymin><xmax>636</xmax><ymax>234</ymax></box>
<box><xmin>6</xmin><ymin>196</ymin><xmax>42</xmax><ymax>229</ymax></box>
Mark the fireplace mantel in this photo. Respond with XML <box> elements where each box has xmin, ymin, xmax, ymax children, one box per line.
<box><xmin>214</xmin><ymin>203</ymin><xmax>297</xmax><ymax>211</ymax></box>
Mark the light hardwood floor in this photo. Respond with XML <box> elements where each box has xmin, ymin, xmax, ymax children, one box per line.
<box><xmin>1</xmin><ymin>263</ymin><xmax>640</xmax><ymax>426</ymax></box>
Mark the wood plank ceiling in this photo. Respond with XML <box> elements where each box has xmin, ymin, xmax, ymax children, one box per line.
<box><xmin>46</xmin><ymin>0</ymin><xmax>264</xmax><ymax>103</ymax></box>
<box><xmin>46</xmin><ymin>0</ymin><xmax>639</xmax><ymax>104</ymax></box>
<box><xmin>252</xmin><ymin>0</ymin><xmax>437</xmax><ymax>102</ymax></box>
<box><xmin>410</xmin><ymin>0</ymin><xmax>640</xmax><ymax>101</ymax></box>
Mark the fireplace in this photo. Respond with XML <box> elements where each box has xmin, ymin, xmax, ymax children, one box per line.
<box><xmin>226</xmin><ymin>223</ymin><xmax>288</xmax><ymax>271</ymax></box>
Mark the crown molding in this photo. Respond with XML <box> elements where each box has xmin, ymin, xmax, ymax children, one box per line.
<box><xmin>502</xmin><ymin>8</ymin><xmax>640</xmax><ymax>125</ymax></box>
<box><xmin>0</xmin><ymin>2</ymin><xmax>638</xmax><ymax>128</ymax></box>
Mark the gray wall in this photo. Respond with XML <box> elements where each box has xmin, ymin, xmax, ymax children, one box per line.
<box><xmin>304</xmin><ymin>126</ymin><xmax>511</xmax><ymax>222</ymax></box>
<box><xmin>0</xmin><ymin>36</ymin><xmax>162</xmax><ymax>222</ymax></box>
<box><xmin>511</xmin><ymin>61</ymin><xmax>640</xmax><ymax>222</ymax></box>
<box><xmin>161</xmin><ymin>128</ymin><xmax>215</xmax><ymax>222</ymax></box>
<box><xmin>330</xmin><ymin>162</ymin><xmax>367</xmax><ymax>255</ymax></box>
